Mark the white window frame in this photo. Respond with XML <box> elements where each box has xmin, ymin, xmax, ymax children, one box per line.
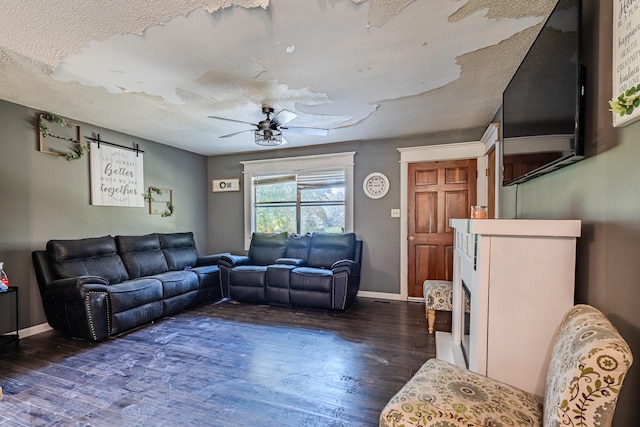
<box><xmin>241</xmin><ymin>152</ymin><xmax>355</xmax><ymax>250</ymax></box>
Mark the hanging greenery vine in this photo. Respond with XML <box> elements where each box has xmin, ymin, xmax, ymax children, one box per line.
<box><xmin>144</xmin><ymin>186</ymin><xmax>175</xmax><ymax>218</ymax></box>
<box><xmin>38</xmin><ymin>113</ymin><xmax>88</xmax><ymax>161</ymax></box>
<box><xmin>162</xmin><ymin>201</ymin><xmax>175</xmax><ymax>218</ymax></box>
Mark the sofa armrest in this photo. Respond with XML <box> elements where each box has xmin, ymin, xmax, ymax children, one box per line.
<box><xmin>41</xmin><ymin>279</ymin><xmax>112</xmax><ymax>341</ymax></box>
<box><xmin>275</xmin><ymin>257</ymin><xmax>306</xmax><ymax>266</ymax></box>
<box><xmin>331</xmin><ymin>259</ymin><xmax>358</xmax><ymax>275</ymax></box>
<box><xmin>47</xmin><ymin>276</ymin><xmax>109</xmax><ymax>289</ymax></box>
<box><xmin>196</xmin><ymin>252</ymin><xmax>231</xmax><ymax>267</ymax></box>
<box><xmin>218</xmin><ymin>254</ymin><xmax>251</xmax><ymax>268</ymax></box>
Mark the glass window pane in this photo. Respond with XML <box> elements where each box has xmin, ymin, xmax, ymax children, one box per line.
<box><xmin>300</xmin><ymin>185</ymin><xmax>345</xmax><ymax>202</ymax></box>
<box><xmin>255</xmin><ymin>176</ymin><xmax>296</xmax><ymax>203</ymax></box>
<box><xmin>299</xmin><ymin>170</ymin><xmax>345</xmax><ymax>202</ymax></box>
<box><xmin>255</xmin><ymin>206</ymin><xmax>296</xmax><ymax>234</ymax></box>
<box><xmin>300</xmin><ymin>205</ymin><xmax>345</xmax><ymax>234</ymax></box>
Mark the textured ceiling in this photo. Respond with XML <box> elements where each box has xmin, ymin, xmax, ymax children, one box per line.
<box><xmin>0</xmin><ymin>0</ymin><xmax>558</xmax><ymax>155</ymax></box>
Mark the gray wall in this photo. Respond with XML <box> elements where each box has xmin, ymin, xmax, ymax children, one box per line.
<box><xmin>207</xmin><ymin>129</ymin><xmax>480</xmax><ymax>295</ymax></box>
<box><xmin>0</xmin><ymin>99</ymin><xmax>209</xmax><ymax>330</ymax></box>
<box><xmin>500</xmin><ymin>2</ymin><xmax>638</xmax><ymax>425</ymax></box>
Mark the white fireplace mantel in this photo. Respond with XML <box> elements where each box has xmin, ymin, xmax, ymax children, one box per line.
<box><xmin>437</xmin><ymin>218</ymin><xmax>581</xmax><ymax>398</ymax></box>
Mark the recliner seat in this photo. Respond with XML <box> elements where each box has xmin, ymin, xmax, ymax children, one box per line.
<box><xmin>32</xmin><ymin>232</ymin><xmax>228</xmax><ymax>341</ymax></box>
<box><xmin>219</xmin><ymin>232</ymin><xmax>362</xmax><ymax>311</ymax></box>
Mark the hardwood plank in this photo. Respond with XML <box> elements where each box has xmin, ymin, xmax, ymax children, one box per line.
<box><xmin>0</xmin><ymin>298</ymin><xmax>434</xmax><ymax>426</ymax></box>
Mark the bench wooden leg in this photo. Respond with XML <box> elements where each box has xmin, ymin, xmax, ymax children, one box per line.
<box><xmin>427</xmin><ymin>309</ymin><xmax>436</xmax><ymax>334</ymax></box>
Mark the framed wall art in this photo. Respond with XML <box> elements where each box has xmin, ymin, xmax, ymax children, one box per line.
<box><xmin>612</xmin><ymin>1</ymin><xmax>640</xmax><ymax>127</ymax></box>
<box><xmin>146</xmin><ymin>187</ymin><xmax>174</xmax><ymax>217</ymax></box>
<box><xmin>38</xmin><ymin>114</ymin><xmax>84</xmax><ymax>159</ymax></box>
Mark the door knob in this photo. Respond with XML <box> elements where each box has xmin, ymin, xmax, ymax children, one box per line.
<box><xmin>409</xmin><ymin>236</ymin><xmax>415</xmax><ymax>241</ymax></box>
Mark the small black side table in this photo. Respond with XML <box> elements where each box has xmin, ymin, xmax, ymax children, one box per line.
<box><xmin>0</xmin><ymin>286</ymin><xmax>19</xmax><ymax>348</ymax></box>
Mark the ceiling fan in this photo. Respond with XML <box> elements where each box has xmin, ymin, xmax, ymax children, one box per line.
<box><xmin>208</xmin><ymin>105</ymin><xmax>329</xmax><ymax>146</ymax></box>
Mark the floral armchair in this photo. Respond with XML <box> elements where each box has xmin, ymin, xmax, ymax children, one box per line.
<box><xmin>380</xmin><ymin>304</ymin><xmax>633</xmax><ymax>427</ymax></box>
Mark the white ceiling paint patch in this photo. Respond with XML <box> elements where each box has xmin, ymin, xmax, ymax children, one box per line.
<box><xmin>450</xmin><ymin>0</ymin><xmax>556</xmax><ymax>21</ymax></box>
<box><xmin>0</xmin><ymin>0</ymin><xmax>268</xmax><ymax>68</ymax></box>
<box><xmin>355</xmin><ymin>0</ymin><xmax>415</xmax><ymax>27</ymax></box>
<box><xmin>50</xmin><ymin>0</ymin><xmax>546</xmax><ymax>139</ymax></box>
<box><xmin>0</xmin><ymin>0</ymin><xmax>561</xmax><ymax>155</ymax></box>
<box><xmin>257</xmin><ymin>1</ymin><xmax>544</xmax><ymax>122</ymax></box>
<box><xmin>52</xmin><ymin>3</ymin><xmax>356</xmax><ymax>128</ymax></box>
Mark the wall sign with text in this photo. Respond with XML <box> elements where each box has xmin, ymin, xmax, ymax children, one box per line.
<box><xmin>90</xmin><ymin>142</ymin><xmax>144</xmax><ymax>207</ymax></box>
<box><xmin>613</xmin><ymin>0</ymin><xmax>640</xmax><ymax>127</ymax></box>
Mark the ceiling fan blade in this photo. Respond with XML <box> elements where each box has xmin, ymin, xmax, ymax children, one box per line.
<box><xmin>281</xmin><ymin>126</ymin><xmax>329</xmax><ymax>136</ymax></box>
<box><xmin>219</xmin><ymin>129</ymin><xmax>255</xmax><ymax>138</ymax></box>
<box><xmin>272</xmin><ymin>109</ymin><xmax>298</xmax><ymax>125</ymax></box>
<box><xmin>208</xmin><ymin>115</ymin><xmax>256</xmax><ymax>126</ymax></box>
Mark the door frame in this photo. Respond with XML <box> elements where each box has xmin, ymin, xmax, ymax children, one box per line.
<box><xmin>398</xmin><ymin>131</ymin><xmax>497</xmax><ymax>301</ymax></box>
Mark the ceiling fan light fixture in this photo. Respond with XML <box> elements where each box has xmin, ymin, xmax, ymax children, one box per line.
<box><xmin>254</xmin><ymin>129</ymin><xmax>284</xmax><ymax>146</ymax></box>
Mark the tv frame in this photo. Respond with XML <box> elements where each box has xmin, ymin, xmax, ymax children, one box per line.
<box><xmin>501</xmin><ymin>0</ymin><xmax>585</xmax><ymax>186</ymax></box>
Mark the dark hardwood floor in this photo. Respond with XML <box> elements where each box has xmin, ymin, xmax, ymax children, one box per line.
<box><xmin>0</xmin><ymin>298</ymin><xmax>434</xmax><ymax>426</ymax></box>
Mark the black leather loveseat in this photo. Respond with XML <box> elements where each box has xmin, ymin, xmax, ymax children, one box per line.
<box><xmin>32</xmin><ymin>232</ymin><xmax>227</xmax><ymax>341</ymax></box>
<box><xmin>219</xmin><ymin>232</ymin><xmax>362</xmax><ymax>310</ymax></box>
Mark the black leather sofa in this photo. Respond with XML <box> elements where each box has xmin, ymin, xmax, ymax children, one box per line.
<box><xmin>219</xmin><ymin>232</ymin><xmax>362</xmax><ymax>310</ymax></box>
<box><xmin>32</xmin><ymin>232</ymin><xmax>227</xmax><ymax>341</ymax></box>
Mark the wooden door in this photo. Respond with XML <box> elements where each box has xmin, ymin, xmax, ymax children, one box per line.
<box><xmin>408</xmin><ymin>159</ymin><xmax>476</xmax><ymax>298</ymax></box>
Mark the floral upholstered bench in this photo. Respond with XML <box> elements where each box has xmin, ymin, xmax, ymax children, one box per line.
<box><xmin>380</xmin><ymin>304</ymin><xmax>633</xmax><ymax>427</ymax></box>
<box><xmin>423</xmin><ymin>280</ymin><xmax>453</xmax><ymax>334</ymax></box>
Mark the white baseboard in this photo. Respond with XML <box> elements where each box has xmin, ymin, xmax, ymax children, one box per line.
<box><xmin>357</xmin><ymin>290</ymin><xmax>406</xmax><ymax>301</ymax></box>
<box><xmin>19</xmin><ymin>323</ymin><xmax>51</xmax><ymax>339</ymax></box>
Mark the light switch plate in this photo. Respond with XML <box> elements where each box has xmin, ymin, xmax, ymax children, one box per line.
<box><xmin>391</xmin><ymin>209</ymin><xmax>400</xmax><ymax>218</ymax></box>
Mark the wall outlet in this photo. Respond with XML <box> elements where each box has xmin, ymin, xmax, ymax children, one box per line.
<box><xmin>391</xmin><ymin>209</ymin><xmax>400</xmax><ymax>218</ymax></box>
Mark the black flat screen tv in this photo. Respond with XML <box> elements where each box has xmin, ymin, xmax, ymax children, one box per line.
<box><xmin>502</xmin><ymin>0</ymin><xmax>585</xmax><ymax>186</ymax></box>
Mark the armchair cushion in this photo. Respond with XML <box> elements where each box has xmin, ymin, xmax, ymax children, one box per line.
<box><xmin>380</xmin><ymin>305</ymin><xmax>633</xmax><ymax>427</ymax></box>
<box><xmin>379</xmin><ymin>358</ymin><xmax>542</xmax><ymax>427</ymax></box>
<box><xmin>543</xmin><ymin>304</ymin><xmax>634</xmax><ymax>427</ymax></box>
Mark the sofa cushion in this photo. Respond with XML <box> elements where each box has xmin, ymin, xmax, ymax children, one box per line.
<box><xmin>46</xmin><ymin>236</ymin><xmax>129</xmax><ymax>284</ymax></box>
<box><xmin>230</xmin><ymin>265</ymin><xmax>268</xmax><ymax>287</ymax></box>
<box><xmin>290</xmin><ymin>267</ymin><xmax>333</xmax><ymax>292</ymax></box>
<box><xmin>152</xmin><ymin>270</ymin><xmax>200</xmax><ymax>299</ymax></box>
<box><xmin>286</xmin><ymin>233</ymin><xmax>311</xmax><ymax>260</ymax></box>
<box><xmin>116</xmin><ymin>234</ymin><xmax>169</xmax><ymax>279</ymax></box>
<box><xmin>248</xmin><ymin>232</ymin><xmax>288</xmax><ymax>266</ymax></box>
<box><xmin>106</xmin><ymin>278</ymin><xmax>164</xmax><ymax>313</ymax></box>
<box><xmin>158</xmin><ymin>232</ymin><xmax>199</xmax><ymax>270</ymax></box>
<box><xmin>190</xmin><ymin>264</ymin><xmax>221</xmax><ymax>289</ymax></box>
<box><xmin>307</xmin><ymin>233</ymin><xmax>356</xmax><ymax>269</ymax></box>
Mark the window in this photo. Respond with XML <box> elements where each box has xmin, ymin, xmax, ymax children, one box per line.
<box><xmin>241</xmin><ymin>152</ymin><xmax>355</xmax><ymax>249</ymax></box>
<box><xmin>254</xmin><ymin>170</ymin><xmax>345</xmax><ymax>234</ymax></box>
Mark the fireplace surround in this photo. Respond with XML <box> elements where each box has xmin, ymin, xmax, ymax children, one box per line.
<box><xmin>437</xmin><ymin>219</ymin><xmax>581</xmax><ymax>397</ymax></box>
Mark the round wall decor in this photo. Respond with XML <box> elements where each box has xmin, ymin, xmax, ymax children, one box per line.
<box><xmin>363</xmin><ymin>172</ymin><xmax>389</xmax><ymax>199</ymax></box>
